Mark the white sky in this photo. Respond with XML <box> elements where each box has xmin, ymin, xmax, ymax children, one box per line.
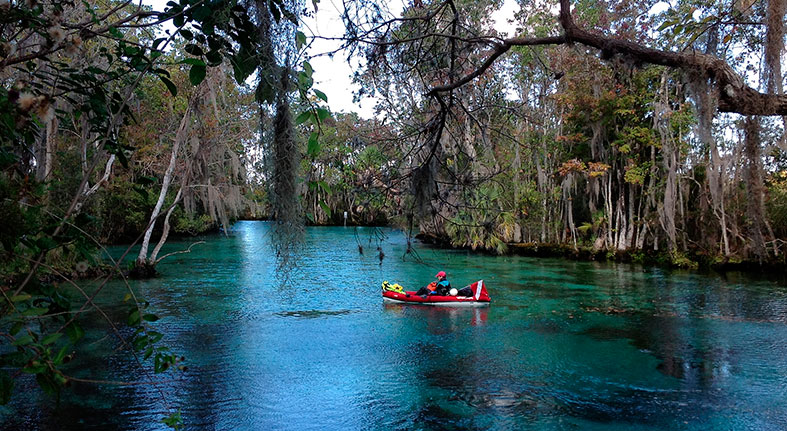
<box><xmin>305</xmin><ymin>0</ymin><xmax>519</xmax><ymax>117</ymax></box>
<box><xmin>302</xmin><ymin>0</ymin><xmax>378</xmax><ymax>118</ymax></box>
<box><xmin>141</xmin><ymin>0</ymin><xmax>519</xmax><ymax>118</ymax></box>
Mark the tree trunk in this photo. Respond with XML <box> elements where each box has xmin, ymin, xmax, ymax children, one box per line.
<box><xmin>742</xmin><ymin>117</ymin><xmax>770</xmax><ymax>260</ymax></box>
<box><xmin>149</xmin><ymin>186</ymin><xmax>183</xmax><ymax>264</ymax></box>
<box><xmin>136</xmin><ymin>103</ymin><xmax>191</xmax><ymax>267</ymax></box>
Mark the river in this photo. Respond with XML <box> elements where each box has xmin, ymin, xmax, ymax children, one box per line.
<box><xmin>2</xmin><ymin>221</ymin><xmax>786</xmax><ymax>430</ymax></box>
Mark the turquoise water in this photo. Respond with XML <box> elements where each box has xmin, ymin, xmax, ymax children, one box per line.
<box><xmin>2</xmin><ymin>221</ymin><xmax>787</xmax><ymax>430</ymax></box>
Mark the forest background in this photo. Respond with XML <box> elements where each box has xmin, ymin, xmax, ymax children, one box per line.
<box><xmin>1</xmin><ymin>0</ymin><xmax>787</xmax><ymax>425</ymax></box>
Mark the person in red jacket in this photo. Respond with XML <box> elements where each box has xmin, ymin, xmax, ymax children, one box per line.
<box><xmin>434</xmin><ymin>271</ymin><xmax>451</xmax><ymax>295</ymax></box>
<box><xmin>416</xmin><ymin>271</ymin><xmax>451</xmax><ymax>296</ymax></box>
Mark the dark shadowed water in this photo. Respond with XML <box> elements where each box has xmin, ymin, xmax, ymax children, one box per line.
<box><xmin>2</xmin><ymin>221</ymin><xmax>786</xmax><ymax>430</ymax></box>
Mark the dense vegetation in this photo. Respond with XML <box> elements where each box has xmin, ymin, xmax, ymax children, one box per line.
<box><xmin>1</xmin><ymin>0</ymin><xmax>786</xmax><ymax>426</ymax></box>
<box><xmin>329</xmin><ymin>0</ymin><xmax>787</xmax><ymax>268</ymax></box>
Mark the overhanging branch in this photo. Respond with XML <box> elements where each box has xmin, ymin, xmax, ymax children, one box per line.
<box><xmin>428</xmin><ymin>0</ymin><xmax>787</xmax><ymax>116</ymax></box>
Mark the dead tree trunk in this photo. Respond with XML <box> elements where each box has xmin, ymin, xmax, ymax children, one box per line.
<box><xmin>134</xmin><ymin>100</ymin><xmax>193</xmax><ymax>275</ymax></box>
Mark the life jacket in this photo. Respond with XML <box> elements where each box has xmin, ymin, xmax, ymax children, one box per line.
<box><xmin>381</xmin><ymin>280</ymin><xmax>404</xmax><ymax>293</ymax></box>
<box><xmin>427</xmin><ymin>281</ymin><xmax>437</xmax><ymax>292</ymax></box>
<box><xmin>435</xmin><ymin>280</ymin><xmax>451</xmax><ymax>295</ymax></box>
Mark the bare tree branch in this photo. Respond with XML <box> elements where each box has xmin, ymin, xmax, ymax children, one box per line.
<box><xmin>427</xmin><ymin>0</ymin><xmax>787</xmax><ymax>116</ymax></box>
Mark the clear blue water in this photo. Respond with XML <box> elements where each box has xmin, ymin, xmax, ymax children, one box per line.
<box><xmin>2</xmin><ymin>221</ymin><xmax>787</xmax><ymax>430</ymax></box>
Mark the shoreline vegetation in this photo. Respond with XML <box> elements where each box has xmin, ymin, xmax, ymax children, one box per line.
<box><xmin>247</xmin><ymin>220</ymin><xmax>787</xmax><ymax>273</ymax></box>
<box><xmin>61</xmin><ymin>219</ymin><xmax>787</xmax><ymax>281</ymax></box>
<box><xmin>415</xmin><ymin>229</ymin><xmax>787</xmax><ymax>273</ymax></box>
<box><xmin>3</xmin><ymin>1</ymin><xmax>787</xmax><ymax>424</ymax></box>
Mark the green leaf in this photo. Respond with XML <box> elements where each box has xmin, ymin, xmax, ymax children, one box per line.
<box><xmin>313</xmin><ymin>89</ymin><xmax>328</xmax><ymax>102</ymax></box>
<box><xmin>53</xmin><ymin>345</ymin><xmax>69</xmax><ymax>365</ymax></box>
<box><xmin>41</xmin><ymin>333</ymin><xmax>62</xmax><ymax>345</ymax></box>
<box><xmin>11</xmin><ymin>294</ymin><xmax>31</xmax><ymax>302</ymax></box>
<box><xmin>303</xmin><ymin>60</ymin><xmax>313</xmax><ymax>77</ymax></box>
<box><xmin>136</xmin><ymin>175</ymin><xmax>156</xmax><ymax>186</ymax></box>
<box><xmin>316</xmin><ymin>107</ymin><xmax>330</xmax><ymax>121</ymax></box>
<box><xmin>205</xmin><ymin>50</ymin><xmax>222</xmax><ymax>66</ymax></box>
<box><xmin>159</xmin><ymin>75</ymin><xmax>178</xmax><ymax>97</ymax></box>
<box><xmin>192</xmin><ymin>5</ymin><xmax>211</xmax><ymax>21</ymax></box>
<box><xmin>179</xmin><ymin>29</ymin><xmax>194</xmax><ymax>40</ymax></box>
<box><xmin>22</xmin><ymin>307</ymin><xmax>49</xmax><ymax>317</ymax></box>
<box><xmin>269</xmin><ymin>0</ymin><xmax>281</xmax><ymax>22</ymax></box>
<box><xmin>9</xmin><ymin>321</ymin><xmax>23</xmax><ymax>336</ymax></box>
<box><xmin>295</xmin><ymin>110</ymin><xmax>312</xmax><ymax>125</ymax></box>
<box><xmin>284</xmin><ymin>10</ymin><xmax>298</xmax><ymax>25</ymax></box>
<box><xmin>24</xmin><ymin>362</ymin><xmax>47</xmax><ymax>374</ymax></box>
<box><xmin>148</xmin><ymin>331</ymin><xmax>164</xmax><ymax>343</ymax></box>
<box><xmin>116</xmin><ymin>148</ymin><xmax>129</xmax><ymax>169</ymax></box>
<box><xmin>296</xmin><ymin>31</ymin><xmax>307</xmax><ymax>49</ymax></box>
<box><xmin>297</xmin><ymin>71</ymin><xmax>313</xmax><ymax>89</ymax></box>
<box><xmin>319</xmin><ymin>201</ymin><xmax>332</xmax><ymax>218</ymax></box>
<box><xmin>307</xmin><ymin>132</ymin><xmax>320</xmax><ymax>157</ymax></box>
<box><xmin>255</xmin><ymin>80</ymin><xmax>275</xmax><ymax>104</ymax></box>
<box><xmin>185</xmin><ymin>43</ymin><xmax>204</xmax><ymax>56</ymax></box>
<box><xmin>133</xmin><ymin>335</ymin><xmax>148</xmax><ymax>350</ymax></box>
<box><xmin>128</xmin><ymin>309</ymin><xmax>141</xmax><ymax>326</ymax></box>
<box><xmin>12</xmin><ymin>335</ymin><xmax>34</xmax><ymax>346</ymax></box>
<box><xmin>0</xmin><ymin>372</ymin><xmax>13</xmax><ymax>405</ymax></box>
<box><xmin>35</xmin><ymin>237</ymin><xmax>57</xmax><ymax>252</ymax></box>
<box><xmin>181</xmin><ymin>58</ymin><xmax>206</xmax><ymax>66</ymax></box>
<box><xmin>231</xmin><ymin>47</ymin><xmax>260</xmax><ymax>84</ymax></box>
<box><xmin>108</xmin><ymin>26</ymin><xmax>123</xmax><ymax>38</ymax></box>
<box><xmin>189</xmin><ymin>64</ymin><xmax>207</xmax><ymax>86</ymax></box>
<box><xmin>132</xmin><ymin>185</ymin><xmax>148</xmax><ymax>200</ymax></box>
<box><xmin>143</xmin><ymin>313</ymin><xmax>159</xmax><ymax>322</ymax></box>
<box><xmin>152</xmin><ymin>37</ymin><xmax>168</xmax><ymax>50</ymax></box>
<box><xmin>65</xmin><ymin>321</ymin><xmax>85</xmax><ymax>343</ymax></box>
<box><xmin>36</xmin><ymin>373</ymin><xmax>59</xmax><ymax>396</ymax></box>
<box><xmin>162</xmin><ymin>410</ymin><xmax>182</xmax><ymax>429</ymax></box>
<box><xmin>317</xmin><ymin>181</ymin><xmax>332</xmax><ymax>194</ymax></box>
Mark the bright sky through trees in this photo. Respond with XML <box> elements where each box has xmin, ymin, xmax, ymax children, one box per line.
<box><xmin>142</xmin><ymin>0</ymin><xmax>519</xmax><ymax>118</ymax></box>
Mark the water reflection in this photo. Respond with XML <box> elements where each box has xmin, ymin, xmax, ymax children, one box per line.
<box><xmin>2</xmin><ymin>222</ymin><xmax>786</xmax><ymax>431</ymax></box>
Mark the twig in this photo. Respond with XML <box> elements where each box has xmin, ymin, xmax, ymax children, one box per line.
<box><xmin>155</xmin><ymin>241</ymin><xmax>206</xmax><ymax>264</ymax></box>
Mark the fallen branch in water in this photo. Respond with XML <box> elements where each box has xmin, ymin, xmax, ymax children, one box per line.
<box><xmin>155</xmin><ymin>241</ymin><xmax>206</xmax><ymax>264</ymax></box>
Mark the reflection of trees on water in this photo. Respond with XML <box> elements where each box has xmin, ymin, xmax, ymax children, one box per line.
<box><xmin>504</xmin><ymin>260</ymin><xmax>787</xmax><ymax>428</ymax></box>
<box><xmin>1</xmin><ymin>302</ymin><xmax>175</xmax><ymax>430</ymax></box>
<box><xmin>575</xmin><ymin>269</ymin><xmax>787</xmax><ymax>430</ymax></box>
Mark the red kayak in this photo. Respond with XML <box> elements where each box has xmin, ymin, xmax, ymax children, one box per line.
<box><xmin>382</xmin><ymin>280</ymin><xmax>491</xmax><ymax>307</ymax></box>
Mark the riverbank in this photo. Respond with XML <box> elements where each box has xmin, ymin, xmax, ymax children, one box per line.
<box><xmin>506</xmin><ymin>242</ymin><xmax>787</xmax><ymax>272</ymax></box>
<box><xmin>414</xmin><ymin>232</ymin><xmax>787</xmax><ymax>274</ymax></box>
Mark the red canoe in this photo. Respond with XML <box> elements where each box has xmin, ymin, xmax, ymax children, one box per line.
<box><xmin>382</xmin><ymin>280</ymin><xmax>491</xmax><ymax>307</ymax></box>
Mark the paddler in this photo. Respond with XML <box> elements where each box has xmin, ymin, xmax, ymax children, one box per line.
<box><xmin>434</xmin><ymin>271</ymin><xmax>451</xmax><ymax>295</ymax></box>
<box><xmin>416</xmin><ymin>271</ymin><xmax>451</xmax><ymax>297</ymax></box>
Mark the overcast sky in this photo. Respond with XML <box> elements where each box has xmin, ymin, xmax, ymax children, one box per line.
<box><xmin>140</xmin><ymin>0</ymin><xmax>519</xmax><ymax>118</ymax></box>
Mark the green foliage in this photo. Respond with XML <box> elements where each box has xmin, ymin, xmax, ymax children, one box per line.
<box><xmin>173</xmin><ymin>212</ymin><xmax>216</xmax><ymax>235</ymax></box>
<box><xmin>624</xmin><ymin>162</ymin><xmax>650</xmax><ymax>185</ymax></box>
<box><xmin>631</xmin><ymin>251</ymin><xmax>646</xmax><ymax>264</ymax></box>
<box><xmin>767</xmin><ymin>171</ymin><xmax>787</xmax><ymax>238</ymax></box>
<box><xmin>670</xmin><ymin>251</ymin><xmax>699</xmax><ymax>270</ymax></box>
<box><xmin>0</xmin><ymin>0</ymin><xmax>269</xmax><ymax>413</ymax></box>
<box><xmin>445</xmin><ymin>185</ymin><xmax>512</xmax><ymax>255</ymax></box>
<box><xmin>162</xmin><ymin>409</ymin><xmax>183</xmax><ymax>430</ymax></box>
